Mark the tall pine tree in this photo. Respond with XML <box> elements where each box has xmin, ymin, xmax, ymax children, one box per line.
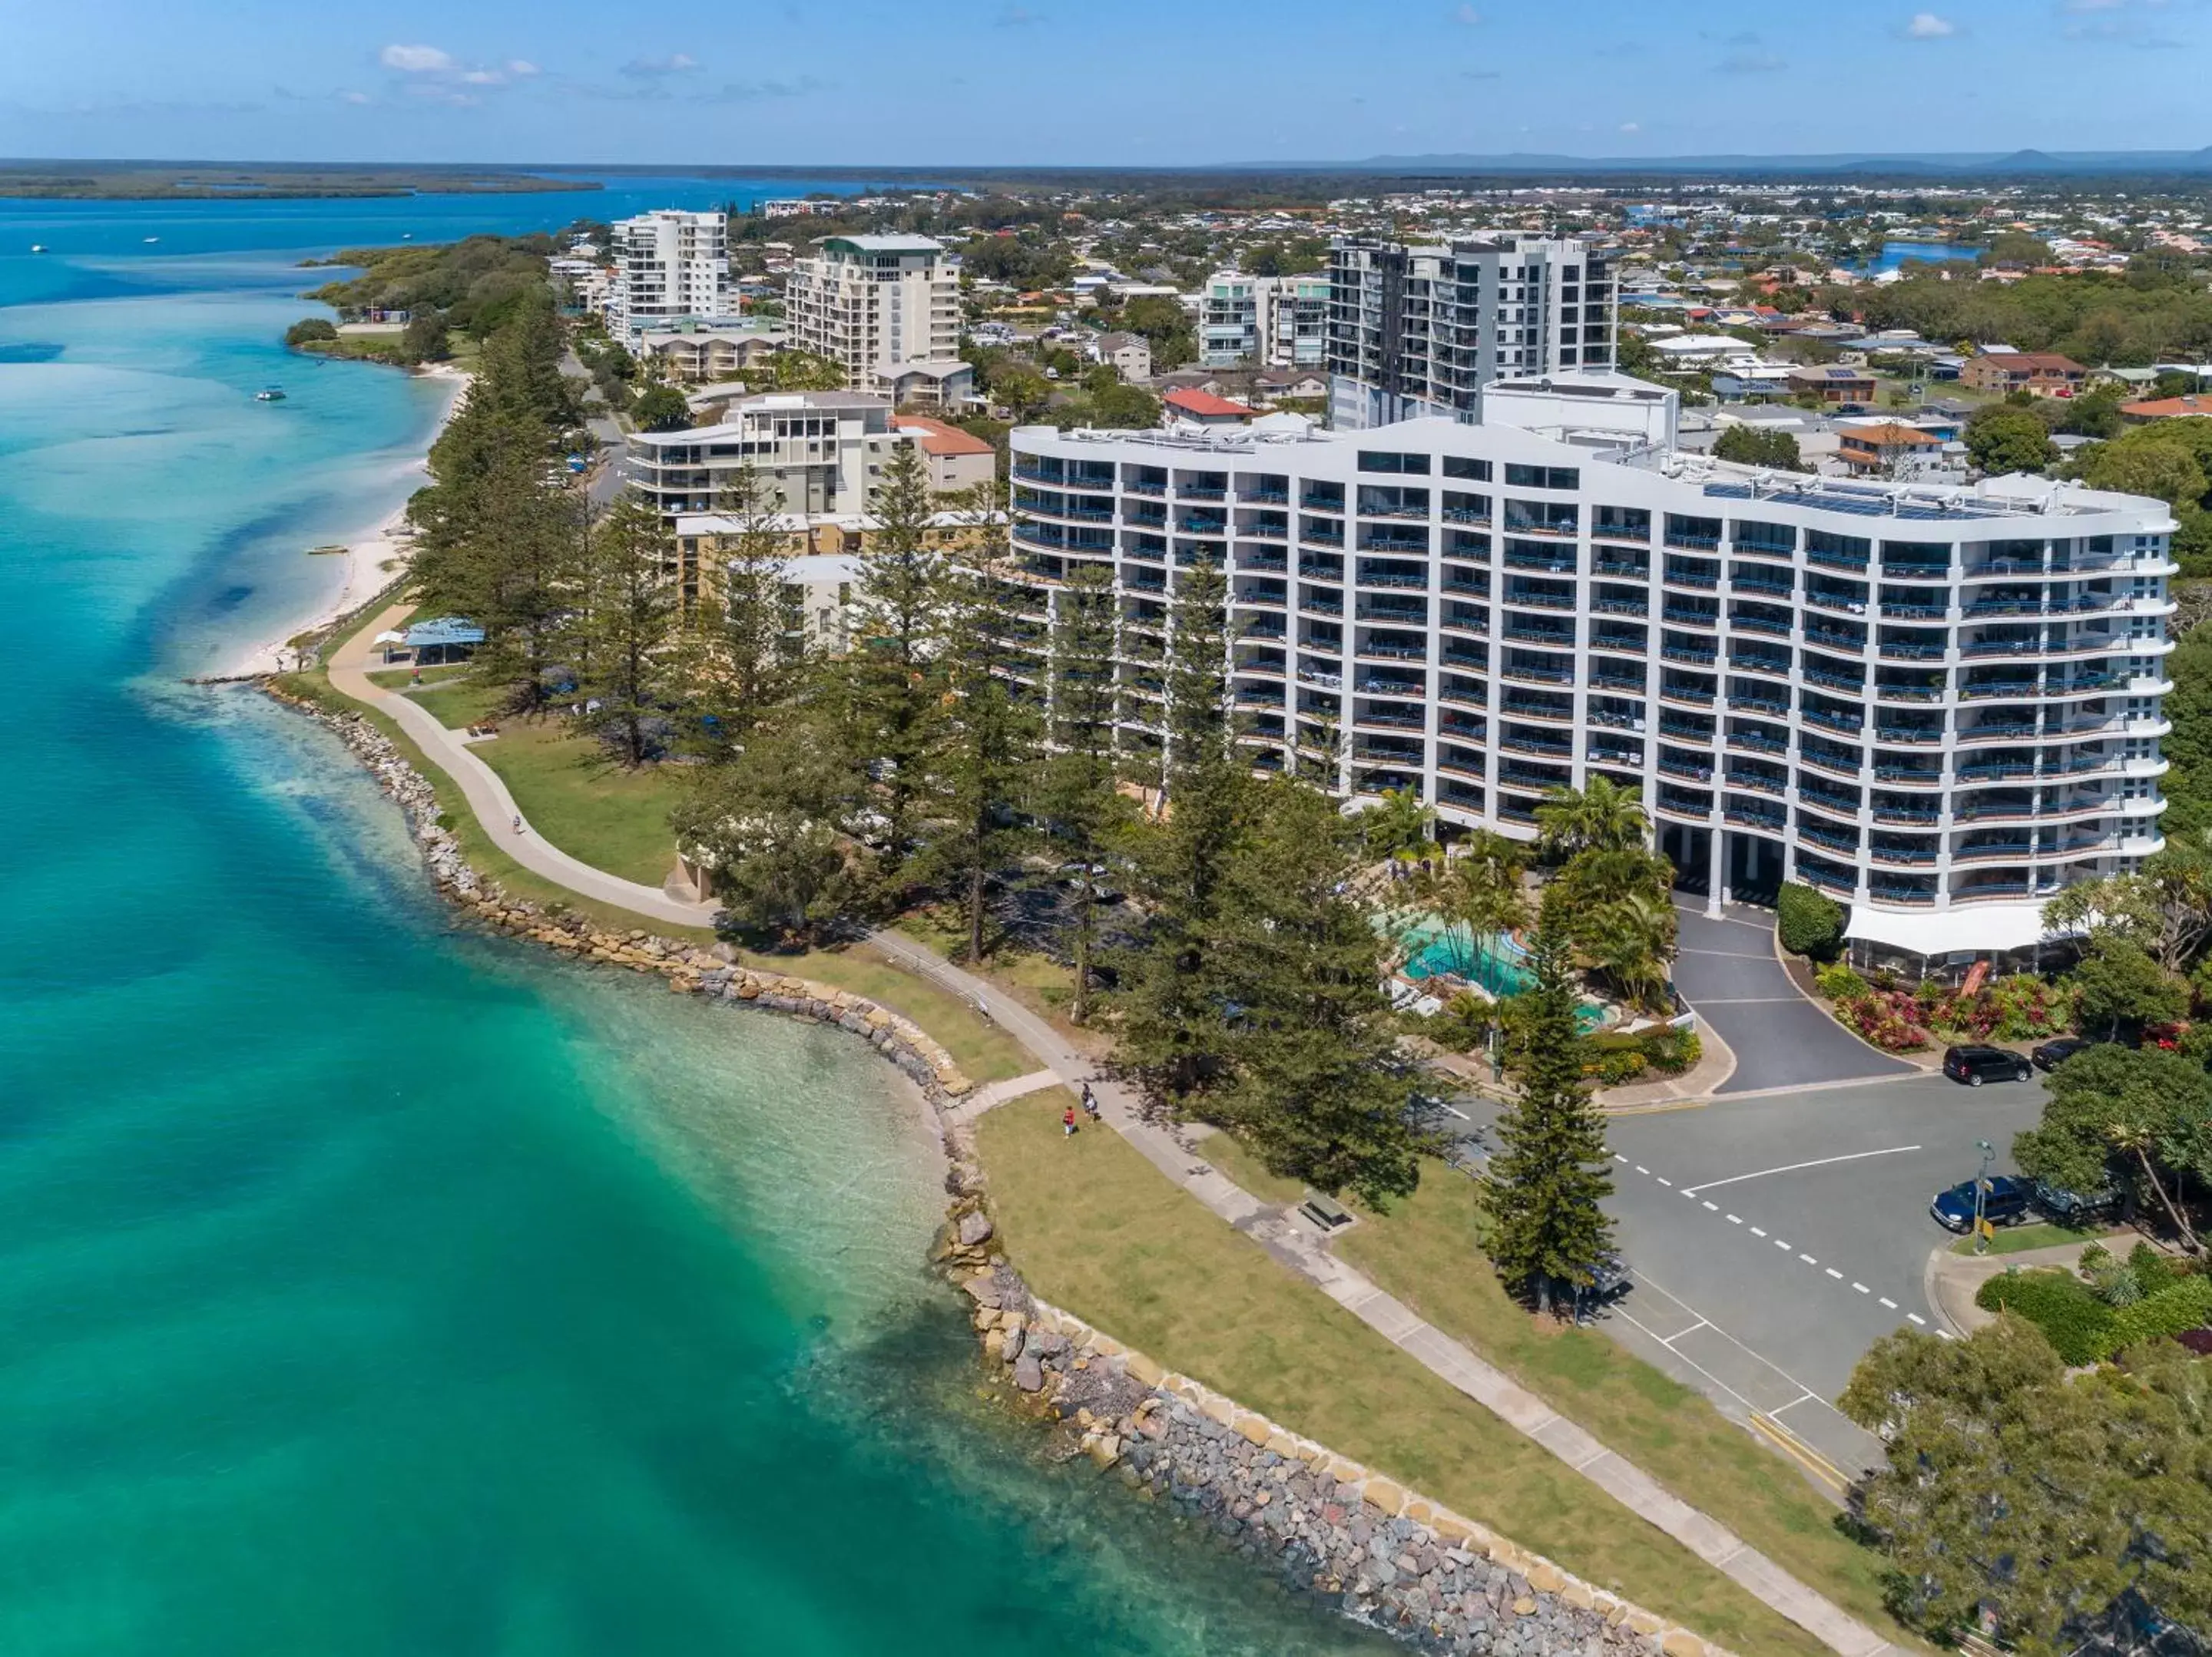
<box><xmin>839</xmin><ymin>438</ymin><xmax>944</xmax><ymax>891</ymax></box>
<box><xmin>1040</xmin><ymin>560</ymin><xmax>1130</xmax><ymax>1023</ymax></box>
<box><xmin>1114</xmin><ymin>551</ymin><xmax>1251</xmax><ymax>1105</ymax></box>
<box><xmin>1203</xmin><ymin>780</ymin><xmax>1428</xmax><ymax>1207</ymax></box>
<box><xmin>916</xmin><ymin>484</ymin><xmax>1041</xmax><ymax>961</ymax></box>
<box><xmin>571</xmin><ymin>494</ymin><xmax>678</xmax><ymax>766</ymax></box>
<box><xmin>1482</xmin><ymin>923</ymin><xmax>1614</xmax><ymax>1315</ymax></box>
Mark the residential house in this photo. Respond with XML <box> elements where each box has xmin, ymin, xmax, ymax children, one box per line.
<box><xmin>895</xmin><ymin>414</ymin><xmax>997</xmax><ymax>492</ymax></box>
<box><xmin>2121</xmin><ymin>393</ymin><xmax>2212</xmax><ymax>425</ymax></box>
<box><xmin>1836</xmin><ymin>421</ymin><xmax>1948</xmax><ymax>478</ymax></box>
<box><xmin>1786</xmin><ymin>365</ymin><xmax>1877</xmax><ymax>407</ymax></box>
<box><xmin>1096</xmin><ymin>330</ymin><xmax>1152</xmax><ymax>381</ymax></box>
<box><xmin>1961</xmin><ymin>352</ymin><xmax>2088</xmax><ymax>398</ymax></box>
<box><xmin>1162</xmin><ymin>387</ymin><xmax>1257</xmax><ymax>427</ymax></box>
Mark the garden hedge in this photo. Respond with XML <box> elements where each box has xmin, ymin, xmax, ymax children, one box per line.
<box><xmin>1777</xmin><ymin>881</ymin><xmax>1844</xmax><ymax>961</ymax></box>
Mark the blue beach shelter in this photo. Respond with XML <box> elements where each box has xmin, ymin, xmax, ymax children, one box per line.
<box><xmin>402</xmin><ymin>617</ymin><xmax>485</xmax><ymax>666</ymax></box>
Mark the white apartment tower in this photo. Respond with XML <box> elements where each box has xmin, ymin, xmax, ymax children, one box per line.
<box><xmin>1200</xmin><ymin>272</ymin><xmax>1330</xmax><ymax>369</ymax></box>
<box><xmin>1327</xmin><ymin>236</ymin><xmax>1617</xmax><ymax>430</ymax></box>
<box><xmin>1005</xmin><ymin>375</ymin><xmax>2177</xmax><ymax>957</ymax></box>
<box><xmin>784</xmin><ymin>235</ymin><xmax>968</xmax><ymax>407</ymax></box>
<box><xmin>607</xmin><ymin>210</ymin><xmax>732</xmax><ymax>340</ymax></box>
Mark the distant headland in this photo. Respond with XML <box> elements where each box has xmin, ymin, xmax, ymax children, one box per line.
<box><xmin>0</xmin><ymin>161</ymin><xmax>604</xmax><ymax>200</ymax></box>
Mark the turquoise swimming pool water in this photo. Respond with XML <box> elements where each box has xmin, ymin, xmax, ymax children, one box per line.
<box><xmin>1399</xmin><ymin>922</ymin><xmax>1608</xmax><ymax>1030</ymax></box>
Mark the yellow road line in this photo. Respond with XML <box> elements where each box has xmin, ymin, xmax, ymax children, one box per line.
<box><xmin>1749</xmin><ymin>1412</ymin><xmax>1849</xmax><ymax>1494</ymax></box>
<box><xmin>1603</xmin><ymin>1097</ymin><xmax>1711</xmax><ymax>1116</ymax></box>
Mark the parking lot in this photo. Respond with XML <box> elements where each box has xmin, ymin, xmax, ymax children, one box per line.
<box><xmin>1452</xmin><ymin>1066</ymin><xmax>2053</xmax><ymax>1488</ymax></box>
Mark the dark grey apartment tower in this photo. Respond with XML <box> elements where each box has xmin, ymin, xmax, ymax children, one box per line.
<box><xmin>1328</xmin><ymin>236</ymin><xmax>1614</xmax><ymax>429</ymax></box>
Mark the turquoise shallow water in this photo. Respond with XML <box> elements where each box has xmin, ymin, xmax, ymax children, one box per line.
<box><xmin>0</xmin><ymin>190</ymin><xmax>1392</xmax><ymax>1654</ymax></box>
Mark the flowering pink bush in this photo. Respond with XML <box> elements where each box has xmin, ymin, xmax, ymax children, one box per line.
<box><xmin>1833</xmin><ymin>987</ymin><xmax>1933</xmax><ymax>1052</ymax></box>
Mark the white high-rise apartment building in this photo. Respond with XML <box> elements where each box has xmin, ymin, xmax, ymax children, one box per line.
<box><xmin>1199</xmin><ymin>272</ymin><xmax>1330</xmax><ymax>369</ymax></box>
<box><xmin>1005</xmin><ymin>374</ymin><xmax>2177</xmax><ymax>954</ymax></box>
<box><xmin>783</xmin><ymin>235</ymin><xmax>968</xmax><ymax>408</ymax></box>
<box><xmin>1327</xmin><ymin>236</ymin><xmax>1617</xmax><ymax>430</ymax></box>
<box><xmin>607</xmin><ymin>210</ymin><xmax>732</xmax><ymax>340</ymax></box>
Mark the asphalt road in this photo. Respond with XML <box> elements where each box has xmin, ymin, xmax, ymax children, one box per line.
<box><xmin>1671</xmin><ymin>904</ymin><xmax>1913</xmax><ymax>1094</ymax></box>
<box><xmin>1452</xmin><ymin>1067</ymin><xmax>2051</xmax><ymax>1486</ymax></box>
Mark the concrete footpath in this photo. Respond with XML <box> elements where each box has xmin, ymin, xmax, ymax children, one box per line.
<box><xmin>320</xmin><ymin>628</ymin><xmax>1899</xmax><ymax>1657</ymax></box>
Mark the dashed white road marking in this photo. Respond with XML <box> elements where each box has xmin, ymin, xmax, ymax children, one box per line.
<box><xmin>1773</xmin><ymin>1239</ymin><xmax>1791</xmax><ymax>1249</ymax></box>
<box><xmin>1879</xmin><ymin>1297</ymin><xmax>1899</xmax><ymax>1310</ymax></box>
<box><xmin>1907</xmin><ymin>1313</ymin><xmax>1927</xmax><ymax>1326</ymax></box>
<box><xmin>1654</xmin><ymin>1176</ymin><xmax>1672</xmax><ymax>1186</ymax></box>
<box><xmin>1725</xmin><ymin>1214</ymin><xmax>1742</xmax><ymax>1225</ymax></box>
<box><xmin>1700</xmin><ymin>1200</ymin><xmax>1720</xmax><ymax>1211</ymax></box>
<box><xmin>1851</xmin><ymin>1282</ymin><xmax>1870</xmax><ymax>1295</ymax></box>
<box><xmin>1634</xmin><ymin>1165</ymin><xmax>1649</xmax><ymax>1176</ymax></box>
<box><xmin>1750</xmin><ymin>1226</ymin><xmax>1767</xmax><ymax>1237</ymax></box>
<box><xmin>1824</xmin><ymin>1267</ymin><xmax>1844</xmax><ymax>1280</ymax></box>
<box><xmin>1799</xmin><ymin>1253</ymin><xmax>1819</xmax><ymax>1265</ymax></box>
<box><xmin>1614</xmin><ymin>1153</ymin><xmax>1628</xmax><ymax>1163</ymax></box>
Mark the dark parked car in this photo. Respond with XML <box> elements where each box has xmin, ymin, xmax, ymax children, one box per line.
<box><xmin>2032</xmin><ymin>1036</ymin><xmax>2093</xmax><ymax>1072</ymax></box>
<box><xmin>1932</xmin><ymin>1175</ymin><xmax>2035</xmax><ymax>1233</ymax></box>
<box><xmin>1943</xmin><ymin>1043</ymin><xmax>2033</xmax><ymax>1086</ymax></box>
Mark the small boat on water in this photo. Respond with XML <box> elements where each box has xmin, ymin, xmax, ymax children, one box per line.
<box><xmin>143</xmin><ymin>236</ymin><xmax>159</xmax><ymax>244</ymax></box>
<box><xmin>29</xmin><ymin>244</ymin><xmax>45</xmax><ymax>253</ymax></box>
<box><xmin>254</xmin><ymin>386</ymin><xmax>286</xmax><ymax>402</ymax></box>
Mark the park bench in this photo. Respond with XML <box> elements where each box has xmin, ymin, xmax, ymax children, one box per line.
<box><xmin>1298</xmin><ymin>1191</ymin><xmax>1354</xmax><ymax>1232</ymax></box>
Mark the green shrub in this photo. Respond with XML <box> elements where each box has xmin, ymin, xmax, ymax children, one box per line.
<box><xmin>1641</xmin><ymin>1026</ymin><xmax>1700</xmax><ymax>1076</ymax></box>
<box><xmin>285</xmin><ymin>316</ymin><xmax>338</xmax><ymax>346</ymax></box>
<box><xmin>2105</xmin><ymin>1275</ymin><xmax>2212</xmax><ymax>1356</ymax></box>
<box><xmin>1975</xmin><ymin>1268</ymin><xmax>2116</xmax><ymax>1364</ymax></box>
<box><xmin>1582</xmin><ymin>1025</ymin><xmax>1700</xmax><ymax>1081</ymax></box>
<box><xmin>1813</xmin><ymin>962</ymin><xmax>1867</xmax><ymax>1000</ymax></box>
<box><xmin>2130</xmin><ymin>1240</ymin><xmax>2187</xmax><ymax>1295</ymax></box>
<box><xmin>1777</xmin><ymin>881</ymin><xmax>1844</xmax><ymax>960</ymax></box>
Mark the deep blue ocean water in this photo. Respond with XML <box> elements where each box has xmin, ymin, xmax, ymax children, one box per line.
<box><xmin>0</xmin><ymin>184</ymin><xmax>1390</xmax><ymax>1654</ymax></box>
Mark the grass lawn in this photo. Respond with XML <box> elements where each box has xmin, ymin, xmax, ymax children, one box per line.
<box><xmin>1950</xmin><ymin>1221</ymin><xmax>2120</xmax><ymax>1258</ymax></box>
<box><xmin>411</xmin><ymin>677</ymin><xmax>506</xmax><ymax>730</ymax></box>
<box><xmin>975</xmin><ymin>1094</ymin><xmax>1836</xmax><ymax>1657</ymax></box>
<box><xmin>892</xmin><ymin>906</ymin><xmax>1084</xmax><ymax>1026</ymax></box>
<box><xmin>366</xmin><ymin>663</ymin><xmax>470</xmax><ymax>690</ymax></box>
<box><xmin>1197</xmin><ymin>1133</ymin><xmax>1924</xmax><ymax>1651</ymax></box>
<box><xmin>469</xmin><ymin>723</ymin><xmax>688</xmax><ymax>889</ymax></box>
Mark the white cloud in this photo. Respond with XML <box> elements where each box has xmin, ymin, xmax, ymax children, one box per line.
<box><xmin>1904</xmin><ymin>12</ymin><xmax>1956</xmax><ymax>36</ymax></box>
<box><xmin>379</xmin><ymin>44</ymin><xmax>454</xmax><ymax>72</ymax></box>
<box><xmin>620</xmin><ymin>52</ymin><xmax>702</xmax><ymax>77</ymax></box>
<box><xmin>1453</xmin><ymin>3</ymin><xmax>1482</xmax><ymax>21</ymax></box>
<box><xmin>507</xmin><ymin>59</ymin><xmax>540</xmax><ymax>77</ymax></box>
<box><xmin>1619</xmin><ymin>121</ymin><xmax>1641</xmax><ymax>133</ymax></box>
<box><xmin>339</xmin><ymin>89</ymin><xmax>373</xmax><ymax>104</ymax></box>
<box><xmin>459</xmin><ymin>69</ymin><xmax>505</xmax><ymax>84</ymax></box>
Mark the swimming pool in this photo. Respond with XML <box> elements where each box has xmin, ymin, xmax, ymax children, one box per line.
<box><xmin>1398</xmin><ymin>921</ymin><xmax>1608</xmax><ymax>1030</ymax></box>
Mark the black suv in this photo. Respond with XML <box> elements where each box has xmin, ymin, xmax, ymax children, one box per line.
<box><xmin>1942</xmin><ymin>1044</ymin><xmax>2033</xmax><ymax>1086</ymax></box>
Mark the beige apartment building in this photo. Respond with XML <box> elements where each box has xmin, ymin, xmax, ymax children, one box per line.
<box><xmin>783</xmin><ymin>235</ymin><xmax>972</xmax><ymax>408</ymax></box>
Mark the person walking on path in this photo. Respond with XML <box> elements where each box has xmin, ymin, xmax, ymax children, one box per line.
<box><xmin>1062</xmin><ymin>1103</ymin><xmax>1078</xmax><ymax>1138</ymax></box>
<box><xmin>1081</xmin><ymin>1083</ymin><xmax>1101</xmax><ymax>1123</ymax></box>
<box><xmin>512</xmin><ymin>813</ymin><xmax>524</xmax><ymax>835</ymax></box>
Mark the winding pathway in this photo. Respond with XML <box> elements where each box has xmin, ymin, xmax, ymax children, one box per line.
<box><xmin>322</xmin><ymin>617</ymin><xmax>1898</xmax><ymax>1657</ymax></box>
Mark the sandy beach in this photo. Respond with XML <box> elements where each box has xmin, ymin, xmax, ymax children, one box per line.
<box><xmin>220</xmin><ymin>361</ymin><xmax>470</xmax><ymax>677</ymax></box>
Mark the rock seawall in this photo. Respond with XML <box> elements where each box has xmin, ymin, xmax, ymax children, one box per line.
<box><xmin>263</xmin><ymin>690</ymin><xmax>975</xmax><ymax>1101</ymax></box>
<box><xmin>939</xmin><ymin>1209</ymin><xmax>1735</xmax><ymax>1657</ymax></box>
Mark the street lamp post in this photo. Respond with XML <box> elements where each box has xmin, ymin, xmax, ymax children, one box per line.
<box><xmin>1972</xmin><ymin>1139</ymin><xmax>1995</xmax><ymax>1257</ymax></box>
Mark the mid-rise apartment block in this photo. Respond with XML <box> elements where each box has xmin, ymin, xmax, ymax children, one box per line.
<box><xmin>1327</xmin><ymin>236</ymin><xmax>1616</xmax><ymax>430</ymax></box>
<box><xmin>1005</xmin><ymin>373</ymin><xmax>2177</xmax><ymax>954</ymax></box>
<box><xmin>1199</xmin><ymin>272</ymin><xmax>1330</xmax><ymax>369</ymax></box>
<box><xmin>783</xmin><ymin>235</ymin><xmax>970</xmax><ymax>408</ymax></box>
<box><xmin>606</xmin><ymin>210</ymin><xmax>732</xmax><ymax>341</ymax></box>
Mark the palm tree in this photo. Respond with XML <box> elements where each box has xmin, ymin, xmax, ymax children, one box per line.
<box><xmin>1535</xmin><ymin>778</ymin><xmax>1650</xmax><ymax>859</ymax></box>
<box><xmin>1361</xmin><ymin>786</ymin><xmax>1435</xmax><ymax>866</ymax></box>
<box><xmin>1426</xmin><ymin>829</ymin><xmax>1531</xmax><ymax>942</ymax></box>
<box><xmin>2108</xmin><ymin>1120</ymin><xmax>2200</xmax><ymax>1254</ymax></box>
<box><xmin>1579</xmin><ymin>890</ymin><xmax>1677</xmax><ymax>1013</ymax></box>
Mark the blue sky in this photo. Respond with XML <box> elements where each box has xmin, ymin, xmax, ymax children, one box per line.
<box><xmin>0</xmin><ymin>0</ymin><xmax>2201</xmax><ymax>167</ymax></box>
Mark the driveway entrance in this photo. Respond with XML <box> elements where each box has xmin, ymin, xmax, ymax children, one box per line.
<box><xmin>1673</xmin><ymin>903</ymin><xmax>1912</xmax><ymax>1094</ymax></box>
